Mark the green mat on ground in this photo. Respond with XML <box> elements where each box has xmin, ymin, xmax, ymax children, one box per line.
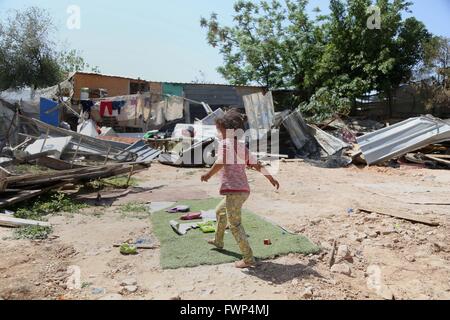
<box><xmin>151</xmin><ymin>198</ymin><xmax>320</xmax><ymax>269</ymax></box>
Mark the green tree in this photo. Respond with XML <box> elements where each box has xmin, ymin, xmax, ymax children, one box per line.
<box><xmin>0</xmin><ymin>7</ymin><xmax>100</xmax><ymax>90</ymax></box>
<box><xmin>323</xmin><ymin>0</ymin><xmax>431</xmax><ymax>116</ymax></box>
<box><xmin>0</xmin><ymin>7</ymin><xmax>61</xmax><ymax>90</ymax></box>
<box><xmin>421</xmin><ymin>36</ymin><xmax>449</xmax><ymax>87</ymax></box>
<box><xmin>200</xmin><ymin>0</ymin><xmax>324</xmax><ymax>98</ymax></box>
<box><xmin>201</xmin><ymin>0</ymin><xmax>432</xmax><ymax>119</ymax></box>
<box><xmin>58</xmin><ymin>49</ymin><xmax>101</xmax><ymax>76</ymax></box>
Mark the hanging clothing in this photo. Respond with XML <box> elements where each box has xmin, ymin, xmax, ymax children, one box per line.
<box><xmin>117</xmin><ymin>98</ymin><xmax>136</xmax><ymax>122</ymax></box>
<box><xmin>81</xmin><ymin>100</ymin><xmax>94</xmax><ymax>113</ymax></box>
<box><xmin>136</xmin><ymin>96</ymin><xmax>145</xmax><ymax>120</ymax></box>
<box><xmin>150</xmin><ymin>100</ymin><xmax>167</xmax><ymax>127</ymax></box>
<box><xmin>112</xmin><ymin>101</ymin><xmax>125</xmax><ymax>115</ymax></box>
<box><xmin>100</xmin><ymin>101</ymin><xmax>113</xmax><ymax>117</ymax></box>
<box><xmin>166</xmin><ymin>96</ymin><xmax>184</xmax><ymax>121</ymax></box>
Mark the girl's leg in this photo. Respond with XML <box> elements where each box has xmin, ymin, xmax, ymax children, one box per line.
<box><xmin>226</xmin><ymin>193</ymin><xmax>254</xmax><ymax>266</ymax></box>
<box><xmin>211</xmin><ymin>197</ymin><xmax>227</xmax><ymax>248</ymax></box>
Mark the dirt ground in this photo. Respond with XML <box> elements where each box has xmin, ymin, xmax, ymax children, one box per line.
<box><xmin>1</xmin><ymin>161</ymin><xmax>449</xmax><ymax>300</ymax></box>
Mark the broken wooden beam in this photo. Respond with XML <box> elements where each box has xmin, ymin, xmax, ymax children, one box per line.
<box><xmin>424</xmin><ymin>154</ymin><xmax>450</xmax><ymax>167</ymax></box>
<box><xmin>358</xmin><ymin>208</ymin><xmax>440</xmax><ymax>227</ymax></box>
<box><xmin>0</xmin><ymin>216</ymin><xmax>51</xmax><ymax>228</ymax></box>
<box><xmin>0</xmin><ymin>168</ymin><xmax>8</xmax><ymax>192</ymax></box>
<box><xmin>0</xmin><ymin>182</ymin><xmax>69</xmax><ymax>209</ymax></box>
<box><xmin>328</xmin><ymin>240</ymin><xmax>337</xmax><ymax>268</ymax></box>
<box><xmin>36</xmin><ymin>156</ymin><xmax>88</xmax><ymax>171</ymax></box>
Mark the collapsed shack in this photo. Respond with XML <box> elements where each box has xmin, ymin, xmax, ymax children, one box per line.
<box><xmin>0</xmin><ymin>115</ymin><xmax>157</xmax><ymax>210</ymax></box>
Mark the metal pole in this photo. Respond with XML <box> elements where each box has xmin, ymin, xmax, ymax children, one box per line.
<box><xmin>40</xmin><ymin>128</ymin><xmax>50</xmax><ymax>153</ymax></box>
<box><xmin>126</xmin><ymin>164</ymin><xmax>135</xmax><ymax>187</ymax></box>
<box><xmin>103</xmin><ymin>145</ymin><xmax>111</xmax><ymax>165</ymax></box>
<box><xmin>5</xmin><ymin>108</ymin><xmax>18</xmax><ymax>145</ymax></box>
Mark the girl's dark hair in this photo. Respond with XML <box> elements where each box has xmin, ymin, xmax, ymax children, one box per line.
<box><xmin>215</xmin><ymin>108</ymin><xmax>245</xmax><ymax>130</ymax></box>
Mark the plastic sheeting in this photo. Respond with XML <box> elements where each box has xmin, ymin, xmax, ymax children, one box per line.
<box><xmin>40</xmin><ymin>98</ymin><xmax>59</xmax><ymax>127</ymax></box>
<box><xmin>0</xmin><ymin>74</ymin><xmax>74</xmax><ymax>118</ymax></box>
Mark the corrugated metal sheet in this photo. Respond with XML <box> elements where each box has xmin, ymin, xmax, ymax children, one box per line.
<box><xmin>243</xmin><ymin>92</ymin><xmax>275</xmax><ymax>140</ymax></box>
<box><xmin>123</xmin><ymin>140</ymin><xmax>161</xmax><ymax>163</ymax></box>
<box><xmin>282</xmin><ymin>110</ymin><xmax>311</xmax><ymax>150</ymax></box>
<box><xmin>97</xmin><ymin>136</ymin><xmax>141</xmax><ymax>145</ymax></box>
<box><xmin>184</xmin><ymin>84</ymin><xmax>244</xmax><ymax>106</ymax></box>
<box><xmin>309</xmin><ymin>125</ymin><xmax>350</xmax><ymax>156</ymax></box>
<box><xmin>357</xmin><ymin>115</ymin><xmax>450</xmax><ymax>165</ymax></box>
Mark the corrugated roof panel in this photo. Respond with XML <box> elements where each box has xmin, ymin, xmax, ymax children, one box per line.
<box><xmin>123</xmin><ymin>140</ymin><xmax>161</xmax><ymax>163</ymax></box>
<box><xmin>357</xmin><ymin>115</ymin><xmax>450</xmax><ymax>165</ymax></box>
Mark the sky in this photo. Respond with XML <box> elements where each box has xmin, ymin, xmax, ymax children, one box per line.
<box><xmin>0</xmin><ymin>0</ymin><xmax>449</xmax><ymax>84</ymax></box>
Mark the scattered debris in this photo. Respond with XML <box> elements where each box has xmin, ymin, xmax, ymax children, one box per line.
<box><xmin>335</xmin><ymin>245</ymin><xmax>353</xmax><ymax>264</ymax></box>
<box><xmin>0</xmin><ymin>216</ymin><xmax>51</xmax><ymax>228</ymax></box>
<box><xmin>119</xmin><ymin>243</ymin><xmax>138</xmax><ymax>255</ymax></box>
<box><xmin>170</xmin><ymin>220</ymin><xmax>199</xmax><ymax>236</ymax></box>
<box><xmin>328</xmin><ymin>240</ymin><xmax>338</xmax><ymax>268</ymax></box>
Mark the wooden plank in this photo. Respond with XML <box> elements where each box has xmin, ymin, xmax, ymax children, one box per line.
<box><xmin>112</xmin><ymin>243</ymin><xmax>158</xmax><ymax>250</ymax></box>
<box><xmin>0</xmin><ymin>182</ymin><xmax>68</xmax><ymax>209</ymax></box>
<box><xmin>7</xmin><ymin>164</ymin><xmax>147</xmax><ymax>189</ymax></box>
<box><xmin>424</xmin><ymin>155</ymin><xmax>450</xmax><ymax>166</ymax></box>
<box><xmin>358</xmin><ymin>208</ymin><xmax>440</xmax><ymax>227</ymax></box>
<box><xmin>36</xmin><ymin>157</ymin><xmax>87</xmax><ymax>171</ymax></box>
<box><xmin>0</xmin><ymin>168</ymin><xmax>8</xmax><ymax>192</ymax></box>
<box><xmin>0</xmin><ymin>215</ymin><xmax>51</xmax><ymax>228</ymax></box>
<box><xmin>0</xmin><ymin>190</ymin><xmax>42</xmax><ymax>208</ymax></box>
<box><xmin>75</xmin><ymin>189</ymin><xmax>130</xmax><ymax>200</ymax></box>
<box><xmin>426</xmin><ymin>154</ymin><xmax>450</xmax><ymax>159</ymax></box>
<box><xmin>328</xmin><ymin>240</ymin><xmax>337</xmax><ymax>269</ymax></box>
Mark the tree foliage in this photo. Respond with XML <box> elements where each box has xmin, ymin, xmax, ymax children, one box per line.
<box><xmin>414</xmin><ymin>36</ymin><xmax>450</xmax><ymax>109</ymax></box>
<box><xmin>0</xmin><ymin>7</ymin><xmax>99</xmax><ymax>90</ymax></box>
<box><xmin>0</xmin><ymin>7</ymin><xmax>61</xmax><ymax>90</ymax></box>
<box><xmin>420</xmin><ymin>36</ymin><xmax>449</xmax><ymax>87</ymax></box>
<box><xmin>58</xmin><ymin>49</ymin><xmax>101</xmax><ymax>75</ymax></box>
<box><xmin>201</xmin><ymin>0</ymin><xmax>432</xmax><ymax>119</ymax></box>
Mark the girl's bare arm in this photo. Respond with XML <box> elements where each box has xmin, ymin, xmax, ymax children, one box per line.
<box><xmin>249</xmin><ymin>163</ymin><xmax>280</xmax><ymax>190</ymax></box>
<box><xmin>201</xmin><ymin>163</ymin><xmax>224</xmax><ymax>182</ymax></box>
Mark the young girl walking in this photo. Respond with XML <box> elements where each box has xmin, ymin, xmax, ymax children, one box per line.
<box><xmin>201</xmin><ymin>109</ymin><xmax>280</xmax><ymax>268</ymax></box>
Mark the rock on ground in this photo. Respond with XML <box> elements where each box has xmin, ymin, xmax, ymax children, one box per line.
<box><xmin>331</xmin><ymin>263</ymin><xmax>352</xmax><ymax>276</ymax></box>
<box><xmin>336</xmin><ymin>245</ymin><xmax>353</xmax><ymax>263</ymax></box>
<box><xmin>366</xmin><ymin>265</ymin><xmax>394</xmax><ymax>300</ymax></box>
<box><xmin>121</xmin><ymin>285</ymin><xmax>138</xmax><ymax>294</ymax></box>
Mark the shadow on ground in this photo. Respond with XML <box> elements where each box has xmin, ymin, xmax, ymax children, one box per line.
<box><xmin>243</xmin><ymin>260</ymin><xmax>323</xmax><ymax>285</ymax></box>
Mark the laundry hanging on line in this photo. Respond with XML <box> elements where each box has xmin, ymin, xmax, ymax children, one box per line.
<box><xmin>99</xmin><ymin>101</ymin><xmax>113</xmax><ymax>117</ymax></box>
